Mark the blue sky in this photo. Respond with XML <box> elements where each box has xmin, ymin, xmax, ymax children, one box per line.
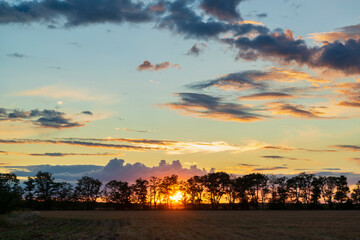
<box><xmin>0</xmin><ymin>0</ymin><xmax>359</xmax><ymax>182</ymax></box>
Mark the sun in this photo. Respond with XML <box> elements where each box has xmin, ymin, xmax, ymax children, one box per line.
<box><xmin>170</xmin><ymin>191</ymin><xmax>182</xmax><ymax>203</ymax></box>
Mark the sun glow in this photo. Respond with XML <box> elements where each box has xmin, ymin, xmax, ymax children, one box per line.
<box><xmin>170</xmin><ymin>191</ymin><xmax>183</xmax><ymax>203</ymax></box>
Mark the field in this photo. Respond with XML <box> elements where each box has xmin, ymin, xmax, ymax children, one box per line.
<box><xmin>1</xmin><ymin>211</ymin><xmax>360</xmax><ymax>240</ymax></box>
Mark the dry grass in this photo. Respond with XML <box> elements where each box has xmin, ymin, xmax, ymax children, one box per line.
<box><xmin>1</xmin><ymin>211</ymin><xmax>360</xmax><ymax>240</ymax></box>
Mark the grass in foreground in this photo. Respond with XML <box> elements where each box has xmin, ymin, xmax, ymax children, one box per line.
<box><xmin>1</xmin><ymin>211</ymin><xmax>360</xmax><ymax>240</ymax></box>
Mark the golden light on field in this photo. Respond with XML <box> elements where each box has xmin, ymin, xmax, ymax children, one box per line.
<box><xmin>170</xmin><ymin>191</ymin><xmax>183</xmax><ymax>203</ymax></box>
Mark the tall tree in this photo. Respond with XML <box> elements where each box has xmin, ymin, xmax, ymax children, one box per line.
<box><xmin>34</xmin><ymin>171</ymin><xmax>56</xmax><ymax>207</ymax></box>
<box><xmin>351</xmin><ymin>180</ymin><xmax>360</xmax><ymax>206</ymax></box>
<box><xmin>149</xmin><ymin>176</ymin><xmax>161</xmax><ymax>209</ymax></box>
<box><xmin>203</xmin><ymin>172</ymin><xmax>230</xmax><ymax>209</ymax></box>
<box><xmin>0</xmin><ymin>173</ymin><xmax>23</xmax><ymax>213</ymax></box>
<box><xmin>23</xmin><ymin>177</ymin><xmax>35</xmax><ymax>201</ymax></box>
<box><xmin>75</xmin><ymin>176</ymin><xmax>102</xmax><ymax>208</ymax></box>
<box><xmin>132</xmin><ymin>178</ymin><xmax>149</xmax><ymax>209</ymax></box>
<box><xmin>334</xmin><ymin>175</ymin><xmax>350</xmax><ymax>204</ymax></box>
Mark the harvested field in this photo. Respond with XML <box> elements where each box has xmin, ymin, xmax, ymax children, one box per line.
<box><xmin>1</xmin><ymin>211</ymin><xmax>360</xmax><ymax>240</ymax></box>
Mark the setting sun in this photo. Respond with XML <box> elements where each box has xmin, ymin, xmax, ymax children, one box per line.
<box><xmin>170</xmin><ymin>192</ymin><xmax>183</xmax><ymax>203</ymax></box>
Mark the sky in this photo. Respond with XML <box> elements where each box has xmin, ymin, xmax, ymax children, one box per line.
<box><xmin>0</xmin><ymin>0</ymin><xmax>359</xmax><ymax>183</ymax></box>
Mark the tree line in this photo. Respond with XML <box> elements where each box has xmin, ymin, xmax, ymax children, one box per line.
<box><xmin>1</xmin><ymin>171</ymin><xmax>360</xmax><ymax>213</ymax></box>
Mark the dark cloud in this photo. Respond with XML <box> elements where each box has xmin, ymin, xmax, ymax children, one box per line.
<box><xmin>0</xmin><ymin>108</ymin><xmax>83</xmax><ymax>128</ymax></box>
<box><xmin>256</xmin><ymin>13</ymin><xmax>267</xmax><ymax>18</ymax></box>
<box><xmin>163</xmin><ymin>92</ymin><xmax>266</xmax><ymax>122</ymax></box>
<box><xmin>268</xmin><ymin>102</ymin><xmax>325</xmax><ymax>118</ymax></box>
<box><xmin>253</xmin><ymin>166</ymin><xmax>288</xmax><ymax>171</ymax></box>
<box><xmin>186</xmin><ymin>43</ymin><xmax>207</xmax><ymax>56</ymax></box>
<box><xmin>261</xmin><ymin>155</ymin><xmax>308</xmax><ymax>161</ymax></box>
<box><xmin>188</xmin><ymin>71</ymin><xmax>267</xmax><ymax>91</ymax></box>
<box><xmin>0</xmin><ymin>139</ymin><xmax>157</xmax><ymax>151</ymax></box>
<box><xmin>239</xmin><ymin>92</ymin><xmax>295</xmax><ymax>100</ymax></box>
<box><xmin>223</xmin><ymin>29</ymin><xmax>360</xmax><ymax>74</ymax></box>
<box><xmin>81</xmin><ymin>111</ymin><xmax>93</xmax><ymax>115</ymax></box>
<box><xmin>6</xmin><ymin>53</ymin><xmax>27</xmax><ymax>58</ymax></box>
<box><xmin>331</xmin><ymin>145</ymin><xmax>360</xmax><ymax>151</ymax></box>
<box><xmin>238</xmin><ymin>163</ymin><xmax>260</xmax><ymax>167</ymax></box>
<box><xmin>262</xmin><ymin>155</ymin><xmax>285</xmax><ymax>159</ymax></box>
<box><xmin>0</xmin><ymin>0</ymin><xmax>153</xmax><ymax>27</ymax></box>
<box><xmin>263</xmin><ymin>145</ymin><xmax>293</xmax><ymax>151</ymax></box>
<box><xmin>3</xmin><ymin>158</ymin><xmax>210</xmax><ymax>182</ymax></box>
<box><xmin>322</xmin><ymin>168</ymin><xmax>341</xmax><ymax>171</ymax></box>
<box><xmin>200</xmin><ymin>0</ymin><xmax>244</xmax><ymax>22</ymax></box>
<box><xmin>158</xmin><ymin>0</ymin><xmax>268</xmax><ymax>40</ymax></box>
<box><xmin>0</xmin><ymin>150</ymin><xmax>121</xmax><ymax>157</ymax></box>
<box><xmin>137</xmin><ymin>60</ymin><xmax>180</xmax><ymax>71</ymax></box>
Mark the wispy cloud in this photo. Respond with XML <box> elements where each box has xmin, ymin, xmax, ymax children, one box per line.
<box><xmin>15</xmin><ymin>85</ymin><xmax>110</xmax><ymax>102</ymax></box>
<box><xmin>162</xmin><ymin>92</ymin><xmax>267</xmax><ymax>122</ymax></box>
<box><xmin>0</xmin><ymin>150</ymin><xmax>122</xmax><ymax>157</ymax></box>
<box><xmin>115</xmin><ymin>128</ymin><xmax>155</xmax><ymax>133</ymax></box>
<box><xmin>186</xmin><ymin>43</ymin><xmax>207</xmax><ymax>56</ymax></box>
<box><xmin>331</xmin><ymin>145</ymin><xmax>360</xmax><ymax>151</ymax></box>
<box><xmin>6</xmin><ymin>52</ymin><xmax>27</xmax><ymax>58</ymax></box>
<box><xmin>309</xmin><ymin>23</ymin><xmax>360</xmax><ymax>43</ymax></box>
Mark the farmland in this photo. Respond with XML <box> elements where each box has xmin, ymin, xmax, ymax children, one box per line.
<box><xmin>1</xmin><ymin>211</ymin><xmax>360</xmax><ymax>240</ymax></box>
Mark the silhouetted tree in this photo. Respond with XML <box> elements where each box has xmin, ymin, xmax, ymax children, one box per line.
<box><xmin>186</xmin><ymin>175</ymin><xmax>205</xmax><ymax>209</ymax></box>
<box><xmin>23</xmin><ymin>177</ymin><xmax>35</xmax><ymax>201</ymax></box>
<box><xmin>132</xmin><ymin>178</ymin><xmax>149</xmax><ymax>209</ymax></box>
<box><xmin>203</xmin><ymin>172</ymin><xmax>229</xmax><ymax>209</ymax></box>
<box><xmin>335</xmin><ymin>175</ymin><xmax>350</xmax><ymax>204</ymax></box>
<box><xmin>54</xmin><ymin>182</ymin><xmax>73</xmax><ymax>202</ymax></box>
<box><xmin>0</xmin><ymin>173</ymin><xmax>23</xmax><ymax>213</ymax></box>
<box><xmin>75</xmin><ymin>176</ymin><xmax>102</xmax><ymax>209</ymax></box>
<box><xmin>351</xmin><ymin>181</ymin><xmax>360</xmax><ymax>207</ymax></box>
<box><xmin>103</xmin><ymin>180</ymin><xmax>132</xmax><ymax>208</ymax></box>
<box><xmin>34</xmin><ymin>171</ymin><xmax>56</xmax><ymax>208</ymax></box>
<box><xmin>322</xmin><ymin>176</ymin><xmax>337</xmax><ymax>207</ymax></box>
<box><xmin>159</xmin><ymin>174</ymin><xmax>178</xmax><ymax>208</ymax></box>
<box><xmin>149</xmin><ymin>176</ymin><xmax>161</xmax><ymax>209</ymax></box>
<box><xmin>310</xmin><ymin>176</ymin><xmax>325</xmax><ymax>206</ymax></box>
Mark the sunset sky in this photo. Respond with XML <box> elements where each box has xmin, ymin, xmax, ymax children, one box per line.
<box><xmin>1</xmin><ymin>0</ymin><xmax>359</xmax><ymax>183</ymax></box>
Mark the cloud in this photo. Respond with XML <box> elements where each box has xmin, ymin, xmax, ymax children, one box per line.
<box><xmin>6</xmin><ymin>53</ymin><xmax>27</xmax><ymax>58</ymax></box>
<box><xmin>15</xmin><ymin>84</ymin><xmax>110</xmax><ymax>102</ymax></box>
<box><xmin>237</xmin><ymin>163</ymin><xmax>260</xmax><ymax>167</ymax></box>
<box><xmin>334</xmin><ymin>80</ymin><xmax>360</xmax><ymax>108</ymax></box>
<box><xmin>186</xmin><ymin>43</ymin><xmax>207</xmax><ymax>56</ymax></box>
<box><xmin>256</xmin><ymin>13</ymin><xmax>267</xmax><ymax>18</ymax></box>
<box><xmin>188</xmin><ymin>68</ymin><xmax>328</xmax><ymax>92</ymax></box>
<box><xmin>0</xmin><ymin>0</ymin><xmax>153</xmax><ymax>27</ymax></box>
<box><xmin>162</xmin><ymin>92</ymin><xmax>266</xmax><ymax>122</ymax></box>
<box><xmin>309</xmin><ymin>23</ymin><xmax>360</xmax><ymax>43</ymax></box>
<box><xmin>200</xmin><ymin>0</ymin><xmax>244</xmax><ymax>22</ymax></box>
<box><xmin>331</xmin><ymin>145</ymin><xmax>360</xmax><ymax>151</ymax></box>
<box><xmin>261</xmin><ymin>155</ymin><xmax>310</xmax><ymax>161</ymax></box>
<box><xmin>0</xmin><ymin>139</ymin><xmax>156</xmax><ymax>151</ymax></box>
<box><xmin>81</xmin><ymin>111</ymin><xmax>93</xmax><ymax>115</ymax></box>
<box><xmin>0</xmin><ymin>150</ymin><xmax>122</xmax><ymax>157</ymax></box>
<box><xmin>3</xmin><ymin>158</ymin><xmax>211</xmax><ymax>182</ymax></box>
<box><xmin>137</xmin><ymin>60</ymin><xmax>180</xmax><ymax>71</ymax></box>
<box><xmin>188</xmin><ymin>71</ymin><xmax>267</xmax><ymax>91</ymax></box>
<box><xmin>0</xmin><ymin>137</ymin><xmax>268</xmax><ymax>155</ymax></box>
<box><xmin>239</xmin><ymin>92</ymin><xmax>296</xmax><ymax>101</ymax></box>
<box><xmin>158</xmin><ymin>0</ymin><xmax>268</xmax><ymax>40</ymax></box>
<box><xmin>349</xmin><ymin>158</ymin><xmax>360</xmax><ymax>164</ymax></box>
<box><xmin>267</xmin><ymin>102</ymin><xmax>326</xmax><ymax>118</ymax></box>
<box><xmin>223</xmin><ymin>29</ymin><xmax>360</xmax><ymax>74</ymax></box>
<box><xmin>253</xmin><ymin>166</ymin><xmax>288</xmax><ymax>171</ymax></box>
<box><xmin>115</xmin><ymin>128</ymin><xmax>155</xmax><ymax>133</ymax></box>
<box><xmin>0</xmin><ymin>108</ymin><xmax>84</xmax><ymax>129</ymax></box>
